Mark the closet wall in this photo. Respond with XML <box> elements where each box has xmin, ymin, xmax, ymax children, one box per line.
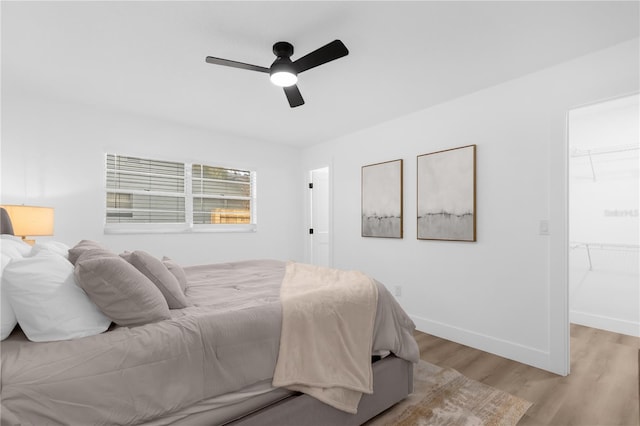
<box><xmin>569</xmin><ymin>93</ymin><xmax>639</xmax><ymax>337</ymax></box>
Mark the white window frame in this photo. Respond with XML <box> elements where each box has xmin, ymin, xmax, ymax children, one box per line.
<box><xmin>104</xmin><ymin>154</ymin><xmax>257</xmax><ymax>234</ymax></box>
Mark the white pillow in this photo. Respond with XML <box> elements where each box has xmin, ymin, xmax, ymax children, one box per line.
<box><xmin>2</xmin><ymin>252</ymin><xmax>111</xmax><ymax>342</ymax></box>
<box><xmin>0</xmin><ymin>235</ymin><xmax>32</xmax><ymax>259</ymax></box>
<box><xmin>29</xmin><ymin>241</ymin><xmax>71</xmax><ymax>259</ymax></box>
<box><xmin>1</xmin><ymin>254</ymin><xmax>17</xmax><ymax>340</ymax></box>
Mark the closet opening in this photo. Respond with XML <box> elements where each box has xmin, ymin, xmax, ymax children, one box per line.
<box><xmin>568</xmin><ymin>93</ymin><xmax>639</xmax><ymax>337</ymax></box>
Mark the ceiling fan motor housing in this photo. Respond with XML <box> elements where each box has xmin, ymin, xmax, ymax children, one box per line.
<box><xmin>271</xmin><ymin>57</ymin><xmax>294</xmax><ymax>73</ymax></box>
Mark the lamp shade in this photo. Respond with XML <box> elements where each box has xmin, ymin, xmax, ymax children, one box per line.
<box><xmin>1</xmin><ymin>205</ymin><xmax>54</xmax><ymax>238</ymax></box>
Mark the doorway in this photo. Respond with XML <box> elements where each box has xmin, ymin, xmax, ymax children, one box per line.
<box><xmin>309</xmin><ymin>167</ymin><xmax>330</xmax><ymax>267</ymax></box>
<box><xmin>568</xmin><ymin>93</ymin><xmax>639</xmax><ymax>337</ymax></box>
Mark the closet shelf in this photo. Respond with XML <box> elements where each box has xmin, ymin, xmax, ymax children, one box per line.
<box><xmin>570</xmin><ymin>144</ymin><xmax>638</xmax><ymax>158</ymax></box>
<box><xmin>570</xmin><ymin>241</ymin><xmax>639</xmax><ymax>271</ymax></box>
<box><xmin>570</xmin><ymin>145</ymin><xmax>638</xmax><ymax>181</ymax></box>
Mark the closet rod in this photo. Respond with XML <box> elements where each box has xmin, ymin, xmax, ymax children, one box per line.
<box><xmin>570</xmin><ymin>242</ymin><xmax>639</xmax><ymax>251</ymax></box>
<box><xmin>570</xmin><ymin>145</ymin><xmax>638</xmax><ymax>180</ymax></box>
<box><xmin>570</xmin><ymin>145</ymin><xmax>638</xmax><ymax>158</ymax></box>
<box><xmin>570</xmin><ymin>242</ymin><xmax>639</xmax><ymax>271</ymax></box>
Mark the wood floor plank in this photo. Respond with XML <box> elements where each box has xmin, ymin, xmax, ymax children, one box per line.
<box><xmin>415</xmin><ymin>324</ymin><xmax>639</xmax><ymax>426</ymax></box>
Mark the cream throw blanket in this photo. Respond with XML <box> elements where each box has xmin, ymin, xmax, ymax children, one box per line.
<box><xmin>272</xmin><ymin>262</ymin><xmax>378</xmax><ymax>414</ymax></box>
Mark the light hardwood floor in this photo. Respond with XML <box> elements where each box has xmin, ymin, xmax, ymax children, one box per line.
<box><xmin>415</xmin><ymin>324</ymin><xmax>639</xmax><ymax>426</ymax></box>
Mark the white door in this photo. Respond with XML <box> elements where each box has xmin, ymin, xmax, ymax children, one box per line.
<box><xmin>309</xmin><ymin>167</ymin><xmax>330</xmax><ymax>267</ymax></box>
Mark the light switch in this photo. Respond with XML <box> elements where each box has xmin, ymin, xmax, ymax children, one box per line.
<box><xmin>539</xmin><ymin>220</ymin><xmax>549</xmax><ymax>235</ymax></box>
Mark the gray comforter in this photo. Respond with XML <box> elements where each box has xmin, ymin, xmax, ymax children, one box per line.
<box><xmin>0</xmin><ymin>260</ymin><xmax>419</xmax><ymax>425</ymax></box>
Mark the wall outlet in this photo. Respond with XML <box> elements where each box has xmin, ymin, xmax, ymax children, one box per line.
<box><xmin>394</xmin><ymin>285</ymin><xmax>402</xmax><ymax>297</ymax></box>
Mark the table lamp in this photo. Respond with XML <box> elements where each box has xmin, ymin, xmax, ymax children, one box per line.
<box><xmin>1</xmin><ymin>205</ymin><xmax>54</xmax><ymax>245</ymax></box>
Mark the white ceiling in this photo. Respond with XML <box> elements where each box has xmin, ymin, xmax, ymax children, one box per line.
<box><xmin>3</xmin><ymin>1</ymin><xmax>638</xmax><ymax>147</ymax></box>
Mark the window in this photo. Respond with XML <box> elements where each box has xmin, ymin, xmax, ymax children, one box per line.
<box><xmin>192</xmin><ymin>164</ymin><xmax>252</xmax><ymax>225</ymax></box>
<box><xmin>105</xmin><ymin>154</ymin><xmax>256</xmax><ymax>233</ymax></box>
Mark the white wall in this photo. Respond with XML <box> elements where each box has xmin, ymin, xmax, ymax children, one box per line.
<box><xmin>1</xmin><ymin>93</ymin><xmax>304</xmax><ymax>265</ymax></box>
<box><xmin>301</xmin><ymin>38</ymin><xmax>639</xmax><ymax>375</ymax></box>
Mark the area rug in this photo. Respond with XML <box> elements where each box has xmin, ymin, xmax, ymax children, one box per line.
<box><xmin>366</xmin><ymin>360</ymin><xmax>532</xmax><ymax>426</ymax></box>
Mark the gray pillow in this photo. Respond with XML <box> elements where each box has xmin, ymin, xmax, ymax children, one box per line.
<box><xmin>121</xmin><ymin>251</ymin><xmax>190</xmax><ymax>309</ymax></box>
<box><xmin>76</xmin><ymin>248</ymin><xmax>119</xmax><ymax>262</ymax></box>
<box><xmin>74</xmin><ymin>252</ymin><xmax>171</xmax><ymax>326</ymax></box>
<box><xmin>68</xmin><ymin>240</ymin><xmax>108</xmax><ymax>265</ymax></box>
<box><xmin>162</xmin><ymin>256</ymin><xmax>188</xmax><ymax>294</ymax></box>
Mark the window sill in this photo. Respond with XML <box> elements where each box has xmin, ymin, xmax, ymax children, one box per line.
<box><xmin>104</xmin><ymin>224</ymin><xmax>257</xmax><ymax>234</ymax></box>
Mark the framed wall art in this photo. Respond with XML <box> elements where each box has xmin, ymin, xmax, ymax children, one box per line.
<box><xmin>361</xmin><ymin>159</ymin><xmax>403</xmax><ymax>238</ymax></box>
<box><xmin>417</xmin><ymin>145</ymin><xmax>476</xmax><ymax>241</ymax></box>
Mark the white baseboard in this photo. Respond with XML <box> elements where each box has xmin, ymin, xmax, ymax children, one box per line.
<box><xmin>570</xmin><ymin>310</ymin><xmax>640</xmax><ymax>337</ymax></box>
<box><xmin>410</xmin><ymin>314</ymin><xmax>564</xmax><ymax>375</ymax></box>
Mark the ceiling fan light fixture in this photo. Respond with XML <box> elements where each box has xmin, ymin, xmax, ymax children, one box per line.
<box><xmin>270</xmin><ymin>70</ymin><xmax>298</xmax><ymax>87</ymax></box>
<box><xmin>269</xmin><ymin>57</ymin><xmax>298</xmax><ymax>87</ymax></box>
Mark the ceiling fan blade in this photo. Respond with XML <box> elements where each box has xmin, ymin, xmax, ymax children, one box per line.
<box><xmin>283</xmin><ymin>85</ymin><xmax>305</xmax><ymax>108</ymax></box>
<box><xmin>205</xmin><ymin>56</ymin><xmax>269</xmax><ymax>73</ymax></box>
<box><xmin>292</xmin><ymin>40</ymin><xmax>349</xmax><ymax>74</ymax></box>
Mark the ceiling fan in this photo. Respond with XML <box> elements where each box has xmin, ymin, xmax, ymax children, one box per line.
<box><xmin>205</xmin><ymin>40</ymin><xmax>349</xmax><ymax>108</ymax></box>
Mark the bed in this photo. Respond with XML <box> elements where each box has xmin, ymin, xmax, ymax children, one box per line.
<box><xmin>0</xmin><ymin>209</ymin><xmax>418</xmax><ymax>426</ymax></box>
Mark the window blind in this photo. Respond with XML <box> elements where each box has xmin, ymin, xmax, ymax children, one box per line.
<box><xmin>105</xmin><ymin>154</ymin><xmax>256</xmax><ymax>232</ymax></box>
<box><xmin>106</xmin><ymin>154</ymin><xmax>186</xmax><ymax>224</ymax></box>
<box><xmin>192</xmin><ymin>164</ymin><xmax>252</xmax><ymax>225</ymax></box>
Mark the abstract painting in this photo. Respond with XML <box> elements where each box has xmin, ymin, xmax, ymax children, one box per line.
<box><xmin>362</xmin><ymin>159</ymin><xmax>403</xmax><ymax>238</ymax></box>
<box><xmin>417</xmin><ymin>145</ymin><xmax>476</xmax><ymax>241</ymax></box>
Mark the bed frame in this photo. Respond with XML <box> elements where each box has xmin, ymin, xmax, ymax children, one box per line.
<box><xmin>161</xmin><ymin>355</ymin><xmax>413</xmax><ymax>426</ymax></box>
<box><xmin>0</xmin><ymin>207</ymin><xmax>14</xmax><ymax>235</ymax></box>
<box><xmin>226</xmin><ymin>355</ymin><xmax>413</xmax><ymax>426</ymax></box>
